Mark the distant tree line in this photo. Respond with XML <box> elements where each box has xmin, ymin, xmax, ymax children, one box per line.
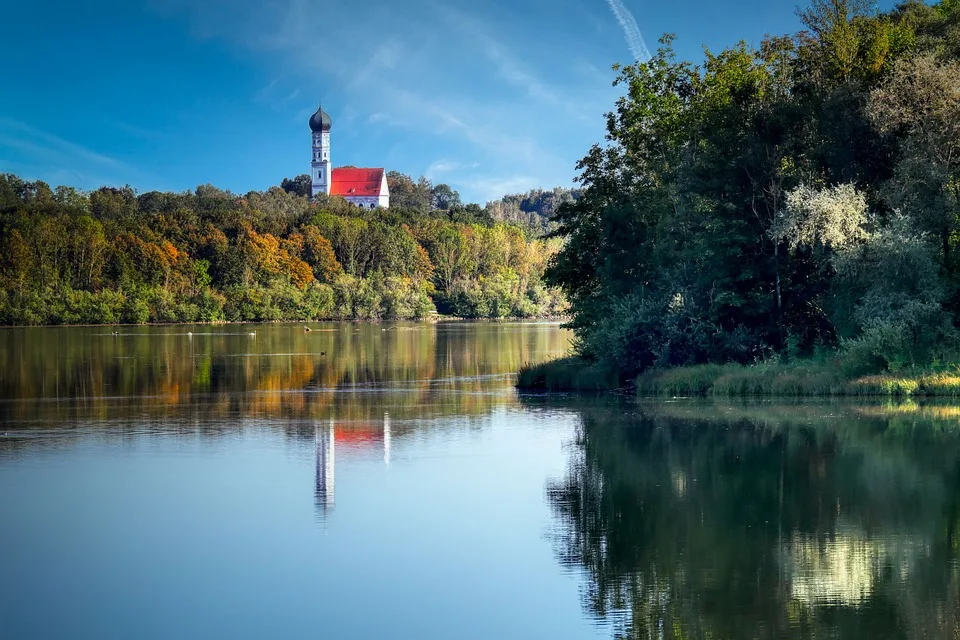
<box><xmin>549</xmin><ymin>0</ymin><xmax>960</xmax><ymax>376</ymax></box>
<box><xmin>283</xmin><ymin>171</ymin><xmax>579</xmax><ymax>236</ymax></box>
<box><xmin>0</xmin><ymin>171</ymin><xmax>566</xmax><ymax>325</ymax></box>
<box><xmin>486</xmin><ymin>188</ymin><xmax>580</xmax><ymax>236</ymax></box>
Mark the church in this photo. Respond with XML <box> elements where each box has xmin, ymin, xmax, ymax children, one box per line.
<box><xmin>309</xmin><ymin>104</ymin><xmax>390</xmax><ymax>209</ymax></box>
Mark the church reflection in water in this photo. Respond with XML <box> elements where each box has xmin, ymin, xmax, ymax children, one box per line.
<box><xmin>314</xmin><ymin>413</ymin><xmax>392</xmax><ymax>517</ymax></box>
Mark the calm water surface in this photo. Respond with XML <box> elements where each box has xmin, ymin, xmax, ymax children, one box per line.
<box><xmin>1</xmin><ymin>323</ymin><xmax>959</xmax><ymax>639</ymax></box>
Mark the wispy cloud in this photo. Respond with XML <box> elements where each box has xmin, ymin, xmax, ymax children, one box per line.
<box><xmin>255</xmin><ymin>75</ymin><xmax>302</xmax><ymax>110</ymax></box>
<box><xmin>0</xmin><ymin>117</ymin><xmax>129</xmax><ymax>170</ymax></box>
<box><xmin>459</xmin><ymin>174</ymin><xmax>542</xmax><ymax>203</ymax></box>
<box><xmin>254</xmin><ymin>75</ymin><xmax>282</xmax><ymax>102</ymax></box>
<box><xmin>425</xmin><ymin>159</ymin><xmax>479</xmax><ymax>179</ymax></box>
<box><xmin>0</xmin><ymin>116</ymin><xmax>152</xmax><ymax>189</ymax></box>
<box><xmin>435</xmin><ymin>6</ymin><xmax>568</xmax><ymax>108</ymax></box>
<box><xmin>605</xmin><ymin>0</ymin><xmax>651</xmax><ymax>61</ymax></box>
<box><xmin>147</xmin><ymin>0</ymin><xmax>610</xmax><ymax>201</ymax></box>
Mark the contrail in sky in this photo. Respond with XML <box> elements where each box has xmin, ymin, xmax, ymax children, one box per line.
<box><xmin>605</xmin><ymin>0</ymin><xmax>651</xmax><ymax>62</ymax></box>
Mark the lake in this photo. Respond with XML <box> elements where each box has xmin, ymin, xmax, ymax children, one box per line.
<box><xmin>1</xmin><ymin>322</ymin><xmax>959</xmax><ymax>639</ymax></box>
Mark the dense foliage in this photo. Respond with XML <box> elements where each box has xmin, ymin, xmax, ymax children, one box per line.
<box><xmin>0</xmin><ymin>173</ymin><xmax>565</xmax><ymax>325</ymax></box>
<box><xmin>383</xmin><ymin>170</ymin><xmax>580</xmax><ymax>236</ymax></box>
<box><xmin>549</xmin><ymin>0</ymin><xmax>960</xmax><ymax>377</ymax></box>
<box><xmin>486</xmin><ymin>187</ymin><xmax>580</xmax><ymax>236</ymax></box>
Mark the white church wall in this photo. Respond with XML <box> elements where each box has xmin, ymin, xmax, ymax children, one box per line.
<box><xmin>345</xmin><ymin>196</ymin><xmax>382</xmax><ymax>209</ymax></box>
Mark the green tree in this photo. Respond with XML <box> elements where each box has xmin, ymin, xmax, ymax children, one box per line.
<box><xmin>280</xmin><ymin>174</ymin><xmax>312</xmax><ymax>198</ymax></box>
<box><xmin>431</xmin><ymin>183</ymin><xmax>461</xmax><ymax>210</ymax></box>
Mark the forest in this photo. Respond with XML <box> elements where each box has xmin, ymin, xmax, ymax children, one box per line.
<box><xmin>0</xmin><ymin>171</ymin><xmax>566</xmax><ymax>325</ymax></box>
<box><xmin>545</xmin><ymin>0</ymin><xmax>960</xmax><ymax>381</ymax></box>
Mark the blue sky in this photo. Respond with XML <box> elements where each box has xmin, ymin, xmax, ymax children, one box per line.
<box><xmin>0</xmin><ymin>0</ymin><xmax>897</xmax><ymax>204</ymax></box>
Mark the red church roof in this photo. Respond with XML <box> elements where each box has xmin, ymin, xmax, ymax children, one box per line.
<box><xmin>330</xmin><ymin>168</ymin><xmax>385</xmax><ymax>197</ymax></box>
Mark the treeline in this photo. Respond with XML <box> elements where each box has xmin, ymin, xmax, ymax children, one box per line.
<box><xmin>283</xmin><ymin>171</ymin><xmax>579</xmax><ymax>236</ymax></box>
<box><xmin>549</xmin><ymin>0</ymin><xmax>960</xmax><ymax>378</ymax></box>
<box><xmin>0</xmin><ymin>173</ymin><xmax>565</xmax><ymax>325</ymax></box>
<box><xmin>486</xmin><ymin>188</ymin><xmax>580</xmax><ymax>236</ymax></box>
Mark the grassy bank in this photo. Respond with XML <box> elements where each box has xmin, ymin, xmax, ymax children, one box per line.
<box><xmin>638</xmin><ymin>362</ymin><xmax>960</xmax><ymax>397</ymax></box>
<box><xmin>516</xmin><ymin>357</ymin><xmax>621</xmax><ymax>392</ymax></box>
<box><xmin>517</xmin><ymin>357</ymin><xmax>960</xmax><ymax>397</ymax></box>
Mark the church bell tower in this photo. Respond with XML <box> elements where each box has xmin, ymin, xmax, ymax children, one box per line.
<box><xmin>309</xmin><ymin>104</ymin><xmax>332</xmax><ymax>198</ymax></box>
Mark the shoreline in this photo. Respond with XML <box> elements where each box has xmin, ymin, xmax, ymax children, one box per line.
<box><xmin>0</xmin><ymin>316</ymin><xmax>571</xmax><ymax>330</ymax></box>
<box><xmin>517</xmin><ymin>357</ymin><xmax>960</xmax><ymax>398</ymax></box>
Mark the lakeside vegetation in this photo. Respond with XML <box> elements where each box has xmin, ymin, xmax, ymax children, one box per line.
<box><xmin>518</xmin><ymin>357</ymin><xmax>960</xmax><ymax>396</ymax></box>
<box><xmin>520</xmin><ymin>0</ymin><xmax>960</xmax><ymax>393</ymax></box>
<box><xmin>0</xmin><ymin>172</ymin><xmax>567</xmax><ymax>325</ymax></box>
<box><xmin>636</xmin><ymin>361</ymin><xmax>960</xmax><ymax>397</ymax></box>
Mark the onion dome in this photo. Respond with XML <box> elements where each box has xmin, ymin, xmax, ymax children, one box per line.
<box><xmin>309</xmin><ymin>104</ymin><xmax>332</xmax><ymax>132</ymax></box>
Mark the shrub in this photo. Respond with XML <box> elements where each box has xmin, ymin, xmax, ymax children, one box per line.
<box><xmin>516</xmin><ymin>357</ymin><xmax>620</xmax><ymax>391</ymax></box>
<box><xmin>122</xmin><ymin>290</ymin><xmax>150</xmax><ymax>324</ymax></box>
<box><xmin>298</xmin><ymin>282</ymin><xmax>335</xmax><ymax>320</ymax></box>
<box><xmin>196</xmin><ymin>289</ymin><xmax>226</xmax><ymax>322</ymax></box>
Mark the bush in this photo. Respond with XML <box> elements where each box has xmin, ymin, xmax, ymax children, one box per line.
<box><xmin>146</xmin><ymin>287</ymin><xmax>181</xmax><ymax>323</ymax></box>
<box><xmin>196</xmin><ymin>289</ymin><xmax>226</xmax><ymax>322</ymax></box>
<box><xmin>298</xmin><ymin>282</ymin><xmax>335</xmax><ymax>320</ymax></box>
<box><xmin>840</xmin><ymin>301</ymin><xmax>956</xmax><ymax>374</ymax></box>
<box><xmin>122</xmin><ymin>290</ymin><xmax>151</xmax><ymax>324</ymax></box>
<box><xmin>516</xmin><ymin>357</ymin><xmax>621</xmax><ymax>391</ymax></box>
<box><xmin>0</xmin><ymin>290</ymin><xmax>47</xmax><ymax>325</ymax></box>
<box><xmin>382</xmin><ymin>276</ymin><xmax>435</xmax><ymax>320</ymax></box>
<box><xmin>331</xmin><ymin>275</ymin><xmax>355</xmax><ymax>319</ymax></box>
<box><xmin>77</xmin><ymin>290</ymin><xmax>125</xmax><ymax>324</ymax></box>
<box><xmin>223</xmin><ymin>285</ymin><xmax>272</xmax><ymax>322</ymax></box>
<box><xmin>443</xmin><ymin>272</ymin><xmax>550</xmax><ymax>319</ymax></box>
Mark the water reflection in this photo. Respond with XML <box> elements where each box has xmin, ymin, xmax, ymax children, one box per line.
<box><xmin>784</xmin><ymin>524</ymin><xmax>929</xmax><ymax>607</ymax></box>
<box><xmin>314</xmin><ymin>414</ymin><xmax>393</xmax><ymax>518</ymax></box>
<box><xmin>537</xmin><ymin>398</ymin><xmax>960</xmax><ymax>640</ymax></box>
<box><xmin>0</xmin><ymin>321</ymin><xmax>570</xmax><ymax>452</ymax></box>
<box><xmin>3</xmin><ymin>322</ymin><xmax>598</xmax><ymax>640</ymax></box>
<box><xmin>316</xmin><ymin>420</ymin><xmax>336</xmax><ymax>514</ymax></box>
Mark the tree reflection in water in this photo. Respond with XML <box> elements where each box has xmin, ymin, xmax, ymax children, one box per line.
<box><xmin>0</xmin><ymin>321</ymin><xmax>570</xmax><ymax>455</ymax></box>
<box><xmin>542</xmin><ymin>399</ymin><xmax>960</xmax><ymax>640</ymax></box>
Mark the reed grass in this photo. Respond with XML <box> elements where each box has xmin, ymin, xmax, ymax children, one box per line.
<box><xmin>638</xmin><ymin>362</ymin><xmax>960</xmax><ymax>397</ymax></box>
<box><xmin>516</xmin><ymin>357</ymin><xmax>620</xmax><ymax>392</ymax></box>
<box><xmin>518</xmin><ymin>355</ymin><xmax>960</xmax><ymax>397</ymax></box>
